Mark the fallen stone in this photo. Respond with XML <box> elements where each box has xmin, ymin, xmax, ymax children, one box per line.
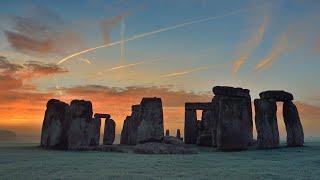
<box><xmin>259</xmin><ymin>90</ymin><xmax>293</xmax><ymax>102</ymax></box>
<box><xmin>283</xmin><ymin>101</ymin><xmax>304</xmax><ymax>147</ymax></box>
<box><xmin>103</xmin><ymin>119</ymin><xmax>116</xmax><ymax>145</ymax></box>
<box><xmin>137</xmin><ymin>98</ymin><xmax>164</xmax><ymax>143</ymax></box>
<box><xmin>162</xmin><ymin>136</ymin><xmax>184</xmax><ymax>145</ymax></box>
<box><xmin>134</xmin><ymin>142</ymin><xmax>196</xmax><ymax>154</ymax></box>
<box><xmin>254</xmin><ymin>99</ymin><xmax>279</xmax><ymax>149</ymax></box>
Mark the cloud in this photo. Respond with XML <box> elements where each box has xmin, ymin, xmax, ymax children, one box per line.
<box><xmin>232</xmin><ymin>16</ymin><xmax>268</xmax><ymax>74</ymax></box>
<box><xmin>3</xmin><ymin>6</ymin><xmax>84</xmax><ymax>56</ymax></box>
<box><xmin>314</xmin><ymin>37</ymin><xmax>320</xmax><ymax>53</ymax></box>
<box><xmin>100</xmin><ymin>13</ymin><xmax>128</xmax><ymax>44</ymax></box>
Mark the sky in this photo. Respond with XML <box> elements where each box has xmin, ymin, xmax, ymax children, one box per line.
<box><xmin>0</xmin><ymin>0</ymin><xmax>320</xmax><ymax>138</ymax></box>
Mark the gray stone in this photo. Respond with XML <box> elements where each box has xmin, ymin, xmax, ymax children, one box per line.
<box><xmin>94</xmin><ymin>113</ymin><xmax>110</xmax><ymax>119</ymax></box>
<box><xmin>40</xmin><ymin>99</ymin><xmax>70</xmax><ymax>149</ymax></box>
<box><xmin>162</xmin><ymin>136</ymin><xmax>184</xmax><ymax>145</ymax></box>
<box><xmin>176</xmin><ymin>129</ymin><xmax>182</xmax><ymax>140</ymax></box>
<box><xmin>104</xmin><ymin>119</ymin><xmax>116</xmax><ymax>145</ymax></box>
<box><xmin>120</xmin><ymin>105</ymin><xmax>141</xmax><ymax>145</ymax></box>
<box><xmin>254</xmin><ymin>99</ymin><xmax>279</xmax><ymax>149</ymax></box>
<box><xmin>196</xmin><ymin>110</ymin><xmax>212</xmax><ymax>146</ymax></box>
<box><xmin>184</xmin><ymin>109</ymin><xmax>197</xmax><ymax>144</ymax></box>
<box><xmin>120</xmin><ymin>116</ymin><xmax>130</xmax><ymax>145</ymax></box>
<box><xmin>216</xmin><ymin>96</ymin><xmax>251</xmax><ymax>151</ymax></box>
<box><xmin>213</xmin><ymin>86</ymin><xmax>250</xmax><ymax>98</ymax></box>
<box><xmin>165</xmin><ymin>129</ymin><xmax>170</xmax><ymax>136</ymax></box>
<box><xmin>259</xmin><ymin>90</ymin><xmax>293</xmax><ymax>102</ymax></box>
<box><xmin>185</xmin><ymin>102</ymin><xmax>212</xmax><ymax>110</ymax></box>
<box><xmin>283</xmin><ymin>101</ymin><xmax>304</xmax><ymax>147</ymax></box>
<box><xmin>67</xmin><ymin>100</ymin><xmax>98</xmax><ymax>150</ymax></box>
<box><xmin>134</xmin><ymin>142</ymin><xmax>196</xmax><ymax>154</ymax></box>
<box><xmin>197</xmin><ymin>134</ymin><xmax>212</xmax><ymax>146</ymax></box>
<box><xmin>137</xmin><ymin>98</ymin><xmax>164</xmax><ymax>143</ymax></box>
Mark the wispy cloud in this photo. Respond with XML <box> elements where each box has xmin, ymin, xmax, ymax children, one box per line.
<box><xmin>232</xmin><ymin>16</ymin><xmax>268</xmax><ymax>74</ymax></box>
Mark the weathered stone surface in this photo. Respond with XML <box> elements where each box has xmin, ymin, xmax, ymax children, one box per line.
<box><xmin>137</xmin><ymin>98</ymin><xmax>164</xmax><ymax>143</ymax></box>
<box><xmin>176</xmin><ymin>129</ymin><xmax>182</xmax><ymax>140</ymax></box>
<box><xmin>213</xmin><ymin>86</ymin><xmax>250</xmax><ymax>98</ymax></box>
<box><xmin>94</xmin><ymin>113</ymin><xmax>110</xmax><ymax>119</ymax></box>
<box><xmin>67</xmin><ymin>100</ymin><xmax>97</xmax><ymax>150</ymax></box>
<box><xmin>134</xmin><ymin>142</ymin><xmax>196</xmax><ymax>154</ymax></box>
<box><xmin>259</xmin><ymin>90</ymin><xmax>293</xmax><ymax>102</ymax></box>
<box><xmin>283</xmin><ymin>101</ymin><xmax>304</xmax><ymax>147</ymax></box>
<box><xmin>254</xmin><ymin>99</ymin><xmax>279</xmax><ymax>149</ymax></box>
<box><xmin>197</xmin><ymin>110</ymin><xmax>212</xmax><ymax>146</ymax></box>
<box><xmin>163</xmin><ymin>136</ymin><xmax>184</xmax><ymax>145</ymax></box>
<box><xmin>40</xmin><ymin>99</ymin><xmax>70</xmax><ymax>149</ymax></box>
<box><xmin>165</xmin><ymin>129</ymin><xmax>170</xmax><ymax>136</ymax></box>
<box><xmin>216</xmin><ymin>96</ymin><xmax>251</xmax><ymax>151</ymax></box>
<box><xmin>120</xmin><ymin>116</ymin><xmax>130</xmax><ymax>145</ymax></box>
<box><xmin>185</xmin><ymin>102</ymin><xmax>212</xmax><ymax>110</ymax></box>
<box><xmin>104</xmin><ymin>119</ymin><xmax>116</xmax><ymax>145</ymax></box>
<box><xmin>120</xmin><ymin>105</ymin><xmax>141</xmax><ymax>145</ymax></box>
<box><xmin>184</xmin><ymin>109</ymin><xmax>197</xmax><ymax>144</ymax></box>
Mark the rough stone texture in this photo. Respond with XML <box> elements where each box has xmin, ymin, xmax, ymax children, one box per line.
<box><xmin>213</xmin><ymin>86</ymin><xmax>250</xmax><ymax>98</ymax></box>
<box><xmin>185</xmin><ymin>102</ymin><xmax>212</xmax><ymax>110</ymax></box>
<box><xmin>67</xmin><ymin>100</ymin><xmax>97</xmax><ymax>150</ymax></box>
<box><xmin>283</xmin><ymin>101</ymin><xmax>304</xmax><ymax>147</ymax></box>
<box><xmin>120</xmin><ymin>116</ymin><xmax>130</xmax><ymax>145</ymax></box>
<box><xmin>40</xmin><ymin>99</ymin><xmax>70</xmax><ymax>149</ymax></box>
<box><xmin>137</xmin><ymin>98</ymin><xmax>164</xmax><ymax>143</ymax></box>
<box><xmin>184</xmin><ymin>109</ymin><xmax>198</xmax><ymax>144</ymax></box>
<box><xmin>120</xmin><ymin>105</ymin><xmax>141</xmax><ymax>145</ymax></box>
<box><xmin>94</xmin><ymin>113</ymin><xmax>110</xmax><ymax>119</ymax></box>
<box><xmin>162</xmin><ymin>136</ymin><xmax>184</xmax><ymax>145</ymax></box>
<box><xmin>216</xmin><ymin>96</ymin><xmax>251</xmax><ymax>151</ymax></box>
<box><xmin>197</xmin><ymin>110</ymin><xmax>212</xmax><ymax>146</ymax></box>
<box><xmin>176</xmin><ymin>129</ymin><xmax>182</xmax><ymax>140</ymax></box>
<box><xmin>259</xmin><ymin>90</ymin><xmax>293</xmax><ymax>102</ymax></box>
<box><xmin>165</xmin><ymin>129</ymin><xmax>170</xmax><ymax>136</ymax></box>
<box><xmin>134</xmin><ymin>142</ymin><xmax>196</xmax><ymax>154</ymax></box>
<box><xmin>104</xmin><ymin>119</ymin><xmax>116</xmax><ymax>145</ymax></box>
<box><xmin>254</xmin><ymin>99</ymin><xmax>279</xmax><ymax>149</ymax></box>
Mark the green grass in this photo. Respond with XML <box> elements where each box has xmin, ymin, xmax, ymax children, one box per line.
<box><xmin>0</xmin><ymin>141</ymin><xmax>319</xmax><ymax>179</ymax></box>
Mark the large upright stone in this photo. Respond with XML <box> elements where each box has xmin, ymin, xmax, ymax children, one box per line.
<box><xmin>120</xmin><ymin>105</ymin><xmax>141</xmax><ymax>145</ymax></box>
<box><xmin>120</xmin><ymin>116</ymin><xmax>130</xmax><ymax>145</ymax></box>
<box><xmin>103</xmin><ymin>119</ymin><xmax>116</xmax><ymax>145</ymax></box>
<box><xmin>67</xmin><ymin>100</ymin><xmax>97</xmax><ymax>150</ymax></box>
<box><xmin>283</xmin><ymin>101</ymin><xmax>304</xmax><ymax>147</ymax></box>
<box><xmin>254</xmin><ymin>99</ymin><xmax>279</xmax><ymax>149</ymax></box>
<box><xmin>40</xmin><ymin>99</ymin><xmax>70</xmax><ymax>149</ymax></box>
<box><xmin>216</xmin><ymin>96</ymin><xmax>251</xmax><ymax>150</ymax></box>
<box><xmin>184</xmin><ymin>109</ymin><xmax>197</xmax><ymax>144</ymax></box>
<box><xmin>260</xmin><ymin>90</ymin><xmax>293</xmax><ymax>102</ymax></box>
<box><xmin>212</xmin><ymin>86</ymin><xmax>252</xmax><ymax>150</ymax></box>
<box><xmin>197</xmin><ymin>110</ymin><xmax>212</xmax><ymax>146</ymax></box>
<box><xmin>137</xmin><ymin>98</ymin><xmax>164</xmax><ymax>143</ymax></box>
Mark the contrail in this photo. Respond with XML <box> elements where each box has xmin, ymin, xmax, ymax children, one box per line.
<box><xmin>160</xmin><ymin>66</ymin><xmax>211</xmax><ymax>78</ymax></box>
<box><xmin>120</xmin><ymin>19</ymin><xmax>126</xmax><ymax>64</ymax></box>
<box><xmin>79</xmin><ymin>57</ymin><xmax>92</xmax><ymax>64</ymax></box>
<box><xmin>57</xmin><ymin>6</ymin><xmax>257</xmax><ymax>65</ymax></box>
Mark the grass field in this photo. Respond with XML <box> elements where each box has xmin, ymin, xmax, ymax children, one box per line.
<box><xmin>0</xmin><ymin>140</ymin><xmax>320</xmax><ymax>179</ymax></box>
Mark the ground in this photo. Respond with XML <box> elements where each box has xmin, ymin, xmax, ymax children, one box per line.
<box><xmin>0</xmin><ymin>140</ymin><xmax>320</xmax><ymax>179</ymax></box>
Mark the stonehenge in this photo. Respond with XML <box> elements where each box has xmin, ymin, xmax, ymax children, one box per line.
<box><xmin>40</xmin><ymin>99</ymin><xmax>114</xmax><ymax>150</ymax></box>
<box><xmin>40</xmin><ymin>86</ymin><xmax>304</xmax><ymax>152</ymax></box>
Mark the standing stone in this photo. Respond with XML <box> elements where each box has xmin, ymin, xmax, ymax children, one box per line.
<box><xmin>67</xmin><ymin>100</ymin><xmax>95</xmax><ymax>150</ymax></box>
<box><xmin>88</xmin><ymin>117</ymin><xmax>101</xmax><ymax>146</ymax></box>
<box><xmin>176</xmin><ymin>129</ymin><xmax>181</xmax><ymax>140</ymax></box>
<box><xmin>216</xmin><ymin>96</ymin><xmax>251</xmax><ymax>150</ymax></box>
<box><xmin>197</xmin><ymin>110</ymin><xmax>212</xmax><ymax>146</ymax></box>
<box><xmin>165</xmin><ymin>129</ymin><xmax>170</xmax><ymax>136</ymax></box>
<box><xmin>40</xmin><ymin>99</ymin><xmax>70</xmax><ymax>149</ymax></box>
<box><xmin>137</xmin><ymin>98</ymin><xmax>164</xmax><ymax>143</ymax></box>
<box><xmin>283</xmin><ymin>101</ymin><xmax>304</xmax><ymax>147</ymax></box>
<box><xmin>254</xmin><ymin>99</ymin><xmax>279</xmax><ymax>149</ymax></box>
<box><xmin>184</xmin><ymin>109</ymin><xmax>197</xmax><ymax>144</ymax></box>
<box><xmin>120</xmin><ymin>116</ymin><xmax>130</xmax><ymax>145</ymax></box>
<box><xmin>104</xmin><ymin>119</ymin><xmax>116</xmax><ymax>145</ymax></box>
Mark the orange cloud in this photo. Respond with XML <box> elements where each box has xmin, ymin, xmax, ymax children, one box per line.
<box><xmin>232</xmin><ymin>16</ymin><xmax>268</xmax><ymax>74</ymax></box>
